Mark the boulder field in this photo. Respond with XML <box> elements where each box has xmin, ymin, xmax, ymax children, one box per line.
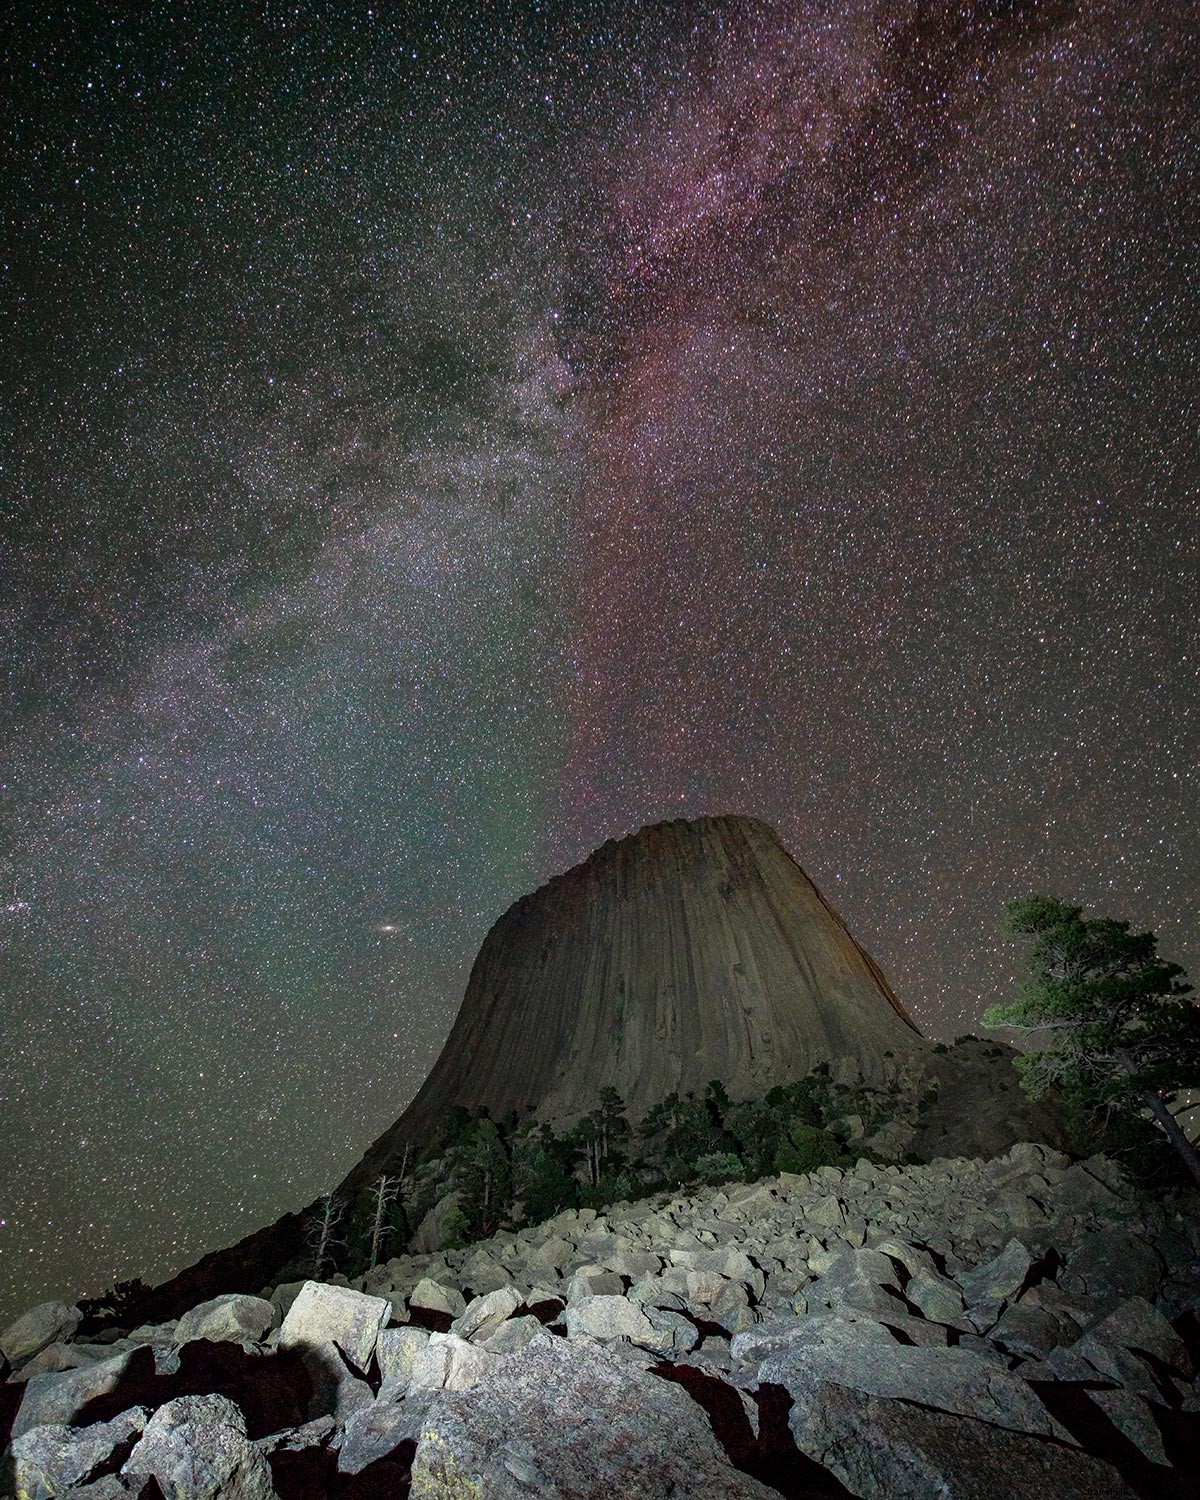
<box><xmin>3</xmin><ymin>1141</ymin><xmax>1197</xmax><ymax>1497</ymax></box>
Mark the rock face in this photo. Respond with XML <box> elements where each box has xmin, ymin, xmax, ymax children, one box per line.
<box><xmin>347</xmin><ymin>815</ymin><xmax>925</xmax><ymax>1190</ymax></box>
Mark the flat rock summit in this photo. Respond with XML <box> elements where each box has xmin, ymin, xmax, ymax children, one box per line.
<box><xmin>345</xmin><ymin>814</ymin><xmax>927</xmax><ymax>1194</ymax></box>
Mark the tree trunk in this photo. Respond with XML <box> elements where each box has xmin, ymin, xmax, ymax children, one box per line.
<box><xmin>1143</xmin><ymin>1089</ymin><xmax>1200</xmax><ymax>1189</ymax></box>
<box><xmin>1114</xmin><ymin>1048</ymin><xmax>1200</xmax><ymax>1189</ymax></box>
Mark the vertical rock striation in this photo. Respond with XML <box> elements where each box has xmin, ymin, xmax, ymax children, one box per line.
<box><xmin>345</xmin><ymin>815</ymin><xmax>925</xmax><ymax>1192</ymax></box>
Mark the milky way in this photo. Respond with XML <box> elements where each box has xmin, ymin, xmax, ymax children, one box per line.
<box><xmin>2</xmin><ymin>0</ymin><xmax>1196</xmax><ymax>1317</ymax></box>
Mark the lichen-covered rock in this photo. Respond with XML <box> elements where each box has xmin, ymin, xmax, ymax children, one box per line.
<box><xmin>753</xmin><ymin>1318</ymin><xmax>1062</xmax><ymax>1441</ymax></box>
<box><xmin>278</xmin><ymin>1280</ymin><xmax>388</xmax><ymax>1368</ymax></box>
<box><xmin>174</xmin><ymin>1293</ymin><xmax>277</xmax><ymax>1347</ymax></box>
<box><xmin>377</xmin><ymin>1325</ymin><xmax>432</xmax><ymax>1383</ymax></box>
<box><xmin>338</xmin><ymin>1390</ymin><xmax>436</xmax><ymax>1475</ymax></box>
<box><xmin>798</xmin><ymin>1382</ymin><xmax>1136</xmax><ymax>1499</ymax></box>
<box><xmin>564</xmin><ymin>1294</ymin><xmax>657</xmax><ymax>1343</ymax></box>
<box><xmin>409</xmin><ymin>1333</ymin><xmax>775</xmax><ymax>1498</ymax></box>
<box><xmin>480</xmin><ymin>1314</ymin><xmax>543</xmax><ymax>1355</ymax></box>
<box><xmin>12</xmin><ymin>1409</ymin><xmax>146</xmax><ymax>1498</ymax></box>
<box><xmin>1</xmin><ymin>1301</ymin><xmax>82</xmax><ymax>1367</ymax></box>
<box><xmin>409</xmin><ymin>1333</ymin><xmax>503</xmax><ymax>1393</ymax></box>
<box><xmin>122</xmin><ymin>1394</ymin><xmax>275</xmax><ymax>1499</ymax></box>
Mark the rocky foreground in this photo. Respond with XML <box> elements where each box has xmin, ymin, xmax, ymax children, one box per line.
<box><xmin>3</xmin><ymin>1142</ymin><xmax>1198</xmax><ymax>1497</ymax></box>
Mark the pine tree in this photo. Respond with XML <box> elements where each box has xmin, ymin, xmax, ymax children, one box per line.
<box><xmin>985</xmin><ymin>895</ymin><xmax>1200</xmax><ymax>1186</ymax></box>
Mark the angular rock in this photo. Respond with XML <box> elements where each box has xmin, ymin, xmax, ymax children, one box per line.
<box><xmin>628</xmin><ymin>1276</ymin><xmax>687</xmax><ymax>1312</ymax></box>
<box><xmin>278</xmin><ymin>1280</ymin><xmax>388</xmax><ymax>1368</ymax></box>
<box><xmin>174</xmin><ymin>1293</ymin><xmax>276</xmax><ymax>1347</ymax></box>
<box><xmin>376</xmin><ymin>1325</ymin><xmax>431</xmax><ymax>1384</ymax></box>
<box><xmin>449</xmin><ymin>1285</ymin><xmax>522</xmax><ymax>1342</ymax></box>
<box><xmin>409</xmin><ymin>1332</ymin><xmax>502</xmax><ymax>1392</ymax></box>
<box><xmin>408</xmin><ymin>1333</ymin><xmax>775</xmax><ymax>1498</ymax></box>
<box><xmin>806</xmin><ymin>1246</ymin><xmax>904</xmax><ymax>1316</ymax></box>
<box><xmin>957</xmin><ymin>1239</ymin><xmax>1034</xmax><ymax>1305</ymax></box>
<box><xmin>1084</xmin><ymin>1295</ymin><xmax>1192</xmax><ymax>1377</ymax></box>
<box><xmin>481</xmin><ymin>1314</ymin><xmax>544</xmax><ymax>1354</ymax></box>
<box><xmin>798</xmin><ymin>1382</ymin><xmax>1136</xmax><ymax>1499</ymax></box>
<box><xmin>1066</xmin><ymin>1230</ymin><xmax>1163</xmax><ymax>1311</ymax></box>
<box><xmin>602</xmin><ymin>1248</ymin><xmax>662</xmax><ymax>1278</ymax></box>
<box><xmin>641</xmin><ymin>1308</ymin><xmax>700</xmax><ymax>1356</ymax></box>
<box><xmin>13</xmin><ymin>1409</ymin><xmax>146</xmax><ymax>1499</ymax></box>
<box><xmin>1089</xmin><ymin>1387</ymin><xmax>1169</xmax><ymax>1466</ymax></box>
<box><xmin>12</xmin><ymin>1341</ymin><xmax>105</xmax><ymax>1383</ymax></box>
<box><xmin>123</xmin><ymin>1394</ymin><xmax>275</xmax><ymax>1499</ymax></box>
<box><xmin>410</xmin><ymin>1276</ymin><xmax>468</xmax><ymax>1319</ymax></box>
<box><xmin>564</xmin><ymin>1294</ymin><xmax>657</xmax><ymax>1343</ymax></box>
<box><xmin>565</xmin><ymin>1267</ymin><xmax>624</xmax><ymax>1302</ymax></box>
<box><xmin>337</xmin><ymin>1390</ymin><xmax>435</xmax><ymax>1474</ymax></box>
<box><xmin>413</xmin><ymin>1191</ymin><xmax>465</xmax><ymax>1254</ymax></box>
<box><xmin>907</xmin><ymin>1268</ymin><xmax>967</xmax><ymax>1325</ymax></box>
<box><xmin>268</xmin><ymin>1280</ymin><xmax>307</xmax><ymax>1320</ymax></box>
<box><xmin>254</xmin><ymin>1415</ymin><xmax>335</xmax><ymax>1455</ymax></box>
<box><xmin>988</xmin><ymin>1302</ymin><xmax>1069</xmax><ymax>1358</ymax></box>
<box><xmin>299</xmin><ymin>1340</ymin><xmax>374</xmax><ymax>1425</ymax></box>
<box><xmin>13</xmin><ymin>1350</ymin><xmax>133</xmax><ymax>1440</ymax></box>
<box><xmin>684</xmin><ymin>1269</ymin><xmax>727</xmax><ymax>1307</ymax></box>
<box><xmin>755</xmin><ymin>1318</ymin><xmax>1062</xmax><ymax>1440</ymax></box>
<box><xmin>1</xmin><ymin>1301</ymin><xmax>82</xmax><ymax>1366</ymax></box>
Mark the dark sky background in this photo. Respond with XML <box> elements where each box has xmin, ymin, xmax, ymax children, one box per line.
<box><xmin>1</xmin><ymin>0</ymin><xmax>1196</xmax><ymax>1320</ymax></box>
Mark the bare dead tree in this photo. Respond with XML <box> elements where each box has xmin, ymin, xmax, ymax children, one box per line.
<box><xmin>368</xmin><ymin>1174</ymin><xmax>400</xmax><ymax>1269</ymax></box>
<box><xmin>305</xmin><ymin>1194</ymin><xmax>345</xmax><ymax>1278</ymax></box>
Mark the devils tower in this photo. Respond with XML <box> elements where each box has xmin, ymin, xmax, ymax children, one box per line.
<box><xmin>341</xmin><ymin>814</ymin><xmax>926</xmax><ymax>1196</ymax></box>
<box><xmin>124</xmin><ymin>814</ymin><xmax>932</xmax><ymax>1318</ymax></box>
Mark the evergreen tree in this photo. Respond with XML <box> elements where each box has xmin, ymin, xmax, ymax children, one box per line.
<box><xmin>512</xmin><ymin>1122</ymin><xmax>577</xmax><ymax>1223</ymax></box>
<box><xmin>450</xmin><ymin>1117</ymin><xmax>512</xmax><ymax>1237</ymax></box>
<box><xmin>985</xmin><ymin>896</ymin><xmax>1200</xmax><ymax>1186</ymax></box>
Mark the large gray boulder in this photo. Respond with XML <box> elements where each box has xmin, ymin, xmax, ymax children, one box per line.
<box><xmin>803</xmin><ymin>1246</ymin><xmax>904</xmax><ymax>1315</ymax></box>
<box><xmin>376</xmin><ymin>1325</ymin><xmax>431</xmax><ymax>1384</ymax></box>
<box><xmin>13</xmin><ymin>1350</ymin><xmax>134</xmax><ymax>1440</ymax></box>
<box><xmin>450</xmin><ymin>1285</ymin><xmax>522</xmax><ymax>1342</ymax></box>
<box><xmin>174</xmin><ymin>1294</ymin><xmax>277</xmax><ymax>1347</ymax></box>
<box><xmin>1</xmin><ymin>1301</ymin><xmax>82</xmax><ymax>1366</ymax></box>
<box><xmin>410</xmin><ymin>1277</ymin><xmax>467</xmax><ymax>1319</ymax></box>
<box><xmin>277</xmin><ymin>1280</ymin><xmax>388</xmax><ymax>1368</ymax></box>
<box><xmin>750</xmin><ymin>1318</ymin><xmax>1062</xmax><ymax>1441</ymax></box>
<box><xmin>798</xmin><ymin>1382</ymin><xmax>1136</xmax><ymax>1499</ymax></box>
<box><xmin>337</xmin><ymin>1390</ymin><xmax>436</xmax><ymax>1475</ymax></box>
<box><xmin>408</xmin><ymin>1333</ymin><xmax>775</xmax><ymax>1498</ymax></box>
<box><xmin>12</xmin><ymin>1409</ymin><xmax>147</xmax><ymax>1498</ymax></box>
<box><xmin>122</xmin><ymin>1394</ymin><xmax>275</xmax><ymax>1499</ymax></box>
<box><xmin>563</xmin><ymin>1294</ymin><xmax>657</xmax><ymax>1343</ymax></box>
<box><xmin>409</xmin><ymin>1332</ymin><xmax>503</xmax><ymax>1392</ymax></box>
<box><xmin>1065</xmin><ymin>1230</ymin><xmax>1163</xmax><ymax>1311</ymax></box>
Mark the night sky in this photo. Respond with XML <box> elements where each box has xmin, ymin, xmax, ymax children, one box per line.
<box><xmin>2</xmin><ymin>0</ymin><xmax>1196</xmax><ymax>1320</ymax></box>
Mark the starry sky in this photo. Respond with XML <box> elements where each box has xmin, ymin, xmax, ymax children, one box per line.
<box><xmin>1</xmin><ymin>0</ymin><xmax>1196</xmax><ymax>1320</ymax></box>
